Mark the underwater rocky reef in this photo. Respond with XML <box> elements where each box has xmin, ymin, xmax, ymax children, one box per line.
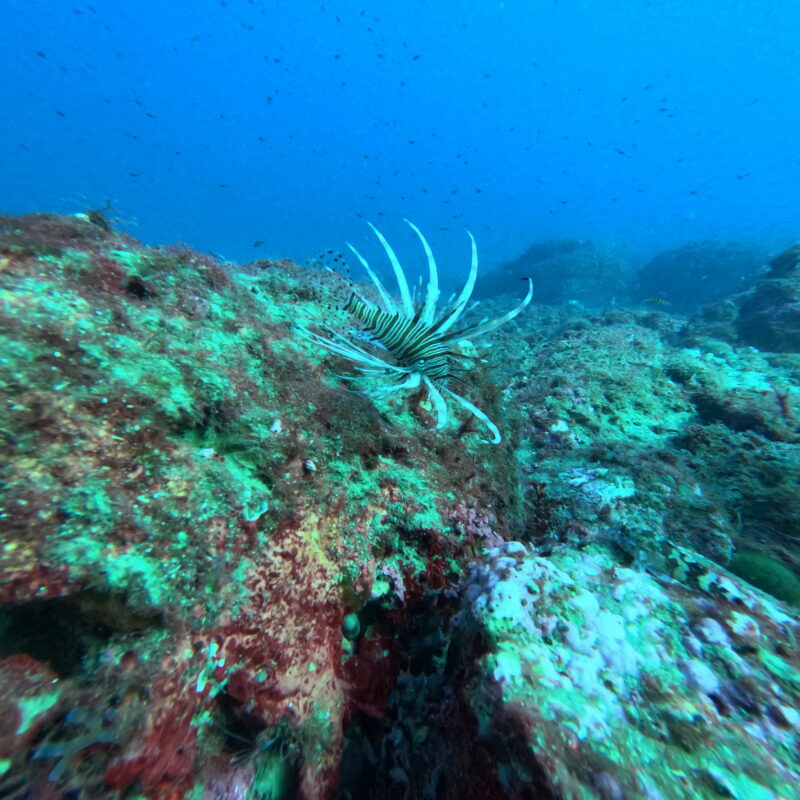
<box><xmin>1</xmin><ymin>212</ymin><xmax>800</xmax><ymax>800</ymax></box>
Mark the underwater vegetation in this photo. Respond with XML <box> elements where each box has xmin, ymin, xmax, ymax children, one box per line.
<box><xmin>0</xmin><ymin>212</ymin><xmax>800</xmax><ymax>800</ymax></box>
<box><xmin>298</xmin><ymin>220</ymin><xmax>532</xmax><ymax>444</ymax></box>
<box><xmin>727</xmin><ymin>550</ymin><xmax>800</xmax><ymax>606</ymax></box>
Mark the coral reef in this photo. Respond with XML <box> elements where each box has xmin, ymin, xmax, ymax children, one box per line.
<box><xmin>0</xmin><ymin>213</ymin><xmax>520</xmax><ymax>799</ymax></box>
<box><xmin>1</xmin><ymin>213</ymin><xmax>799</xmax><ymax>799</ymax></box>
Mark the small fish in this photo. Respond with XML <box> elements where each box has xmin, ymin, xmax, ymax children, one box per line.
<box><xmin>643</xmin><ymin>297</ymin><xmax>670</xmax><ymax>306</ymax></box>
<box><xmin>252</xmin><ymin>240</ymin><xmax>264</xmax><ymax>248</ymax></box>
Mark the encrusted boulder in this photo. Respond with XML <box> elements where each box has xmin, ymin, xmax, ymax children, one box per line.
<box><xmin>459</xmin><ymin>541</ymin><xmax>800</xmax><ymax>800</ymax></box>
<box><xmin>634</xmin><ymin>241</ymin><xmax>767</xmax><ymax>313</ymax></box>
<box><xmin>476</xmin><ymin>239</ymin><xmax>633</xmax><ymax>308</ymax></box>
<box><xmin>735</xmin><ymin>244</ymin><xmax>800</xmax><ymax>352</ymax></box>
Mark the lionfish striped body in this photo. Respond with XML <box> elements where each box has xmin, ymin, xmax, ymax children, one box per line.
<box><xmin>342</xmin><ymin>293</ymin><xmax>461</xmax><ymax>383</ymax></box>
<box><xmin>298</xmin><ymin>220</ymin><xmax>533</xmax><ymax>443</ymax></box>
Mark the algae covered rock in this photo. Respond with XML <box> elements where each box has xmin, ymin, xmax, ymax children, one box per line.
<box><xmin>0</xmin><ymin>213</ymin><xmax>524</xmax><ymax>800</ymax></box>
<box><xmin>735</xmin><ymin>243</ymin><xmax>800</xmax><ymax>352</ymax></box>
<box><xmin>459</xmin><ymin>542</ymin><xmax>800</xmax><ymax>800</ymax></box>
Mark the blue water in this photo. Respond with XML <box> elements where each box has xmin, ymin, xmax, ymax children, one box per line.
<box><xmin>3</xmin><ymin>0</ymin><xmax>799</xmax><ymax>284</ymax></box>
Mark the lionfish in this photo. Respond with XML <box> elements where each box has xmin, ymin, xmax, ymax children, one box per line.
<box><xmin>298</xmin><ymin>220</ymin><xmax>533</xmax><ymax>443</ymax></box>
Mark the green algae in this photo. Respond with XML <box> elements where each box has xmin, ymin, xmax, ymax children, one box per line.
<box><xmin>728</xmin><ymin>549</ymin><xmax>800</xmax><ymax>606</ymax></box>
